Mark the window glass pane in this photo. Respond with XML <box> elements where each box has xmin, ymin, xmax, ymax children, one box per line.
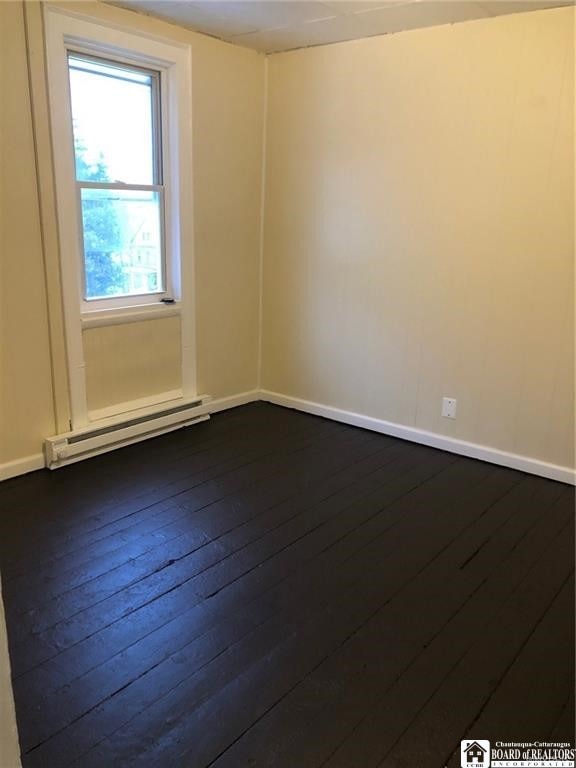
<box><xmin>80</xmin><ymin>188</ymin><xmax>164</xmax><ymax>300</ymax></box>
<box><xmin>69</xmin><ymin>56</ymin><xmax>157</xmax><ymax>185</ymax></box>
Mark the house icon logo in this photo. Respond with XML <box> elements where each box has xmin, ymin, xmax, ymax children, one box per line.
<box><xmin>461</xmin><ymin>740</ymin><xmax>490</xmax><ymax>767</ymax></box>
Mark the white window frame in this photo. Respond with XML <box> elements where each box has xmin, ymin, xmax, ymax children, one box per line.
<box><xmin>45</xmin><ymin>6</ymin><xmax>196</xmax><ymax>428</ymax></box>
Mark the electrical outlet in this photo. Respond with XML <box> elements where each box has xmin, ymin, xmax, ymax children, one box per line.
<box><xmin>442</xmin><ymin>397</ymin><xmax>457</xmax><ymax>419</ymax></box>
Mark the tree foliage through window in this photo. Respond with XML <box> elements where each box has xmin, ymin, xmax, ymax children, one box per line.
<box><xmin>74</xmin><ymin>134</ymin><xmax>126</xmax><ymax>298</ymax></box>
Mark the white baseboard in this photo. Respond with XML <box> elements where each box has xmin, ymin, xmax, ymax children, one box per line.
<box><xmin>0</xmin><ymin>453</ymin><xmax>45</xmax><ymax>482</ymax></box>
<box><xmin>208</xmin><ymin>389</ymin><xmax>261</xmax><ymax>414</ymax></box>
<box><xmin>2</xmin><ymin>389</ymin><xmax>573</xmax><ymax>486</ymax></box>
<box><xmin>260</xmin><ymin>390</ymin><xmax>576</xmax><ymax>486</ymax></box>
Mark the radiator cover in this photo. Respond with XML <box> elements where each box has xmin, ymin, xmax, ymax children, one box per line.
<box><xmin>44</xmin><ymin>395</ymin><xmax>211</xmax><ymax>469</ymax></box>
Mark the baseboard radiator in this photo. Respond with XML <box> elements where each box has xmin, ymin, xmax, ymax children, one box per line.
<box><xmin>44</xmin><ymin>396</ymin><xmax>211</xmax><ymax>469</ymax></box>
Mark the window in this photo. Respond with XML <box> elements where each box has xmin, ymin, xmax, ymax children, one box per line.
<box><xmin>45</xmin><ymin>7</ymin><xmax>194</xmax><ymax>317</ymax></box>
<box><xmin>45</xmin><ymin>8</ymin><xmax>196</xmax><ymax>427</ymax></box>
<box><xmin>68</xmin><ymin>55</ymin><xmax>165</xmax><ymax>303</ymax></box>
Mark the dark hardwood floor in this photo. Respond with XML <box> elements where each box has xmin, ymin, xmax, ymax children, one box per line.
<box><xmin>0</xmin><ymin>402</ymin><xmax>573</xmax><ymax>767</ymax></box>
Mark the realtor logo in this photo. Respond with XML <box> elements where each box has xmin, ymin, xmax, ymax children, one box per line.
<box><xmin>461</xmin><ymin>740</ymin><xmax>491</xmax><ymax>767</ymax></box>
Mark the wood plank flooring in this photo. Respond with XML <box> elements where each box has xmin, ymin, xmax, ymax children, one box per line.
<box><xmin>0</xmin><ymin>402</ymin><xmax>573</xmax><ymax>767</ymax></box>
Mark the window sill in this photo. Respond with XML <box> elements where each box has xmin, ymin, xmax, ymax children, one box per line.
<box><xmin>81</xmin><ymin>302</ymin><xmax>181</xmax><ymax>329</ymax></box>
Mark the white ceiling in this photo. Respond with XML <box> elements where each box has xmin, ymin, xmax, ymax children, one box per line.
<box><xmin>108</xmin><ymin>0</ymin><xmax>574</xmax><ymax>53</ymax></box>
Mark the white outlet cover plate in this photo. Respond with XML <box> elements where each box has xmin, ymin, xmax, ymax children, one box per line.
<box><xmin>442</xmin><ymin>397</ymin><xmax>457</xmax><ymax>419</ymax></box>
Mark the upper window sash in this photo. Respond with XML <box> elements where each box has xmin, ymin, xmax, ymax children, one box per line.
<box><xmin>67</xmin><ymin>51</ymin><xmax>163</xmax><ymax>187</ymax></box>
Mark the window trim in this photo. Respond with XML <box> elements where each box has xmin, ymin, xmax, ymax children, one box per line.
<box><xmin>45</xmin><ymin>5</ymin><xmax>196</xmax><ymax>428</ymax></box>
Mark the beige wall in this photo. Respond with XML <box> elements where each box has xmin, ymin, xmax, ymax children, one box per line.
<box><xmin>262</xmin><ymin>7</ymin><xmax>575</xmax><ymax>470</ymax></box>
<box><xmin>1</xmin><ymin>2</ymin><xmax>574</xmax><ymax>474</ymax></box>
<box><xmin>0</xmin><ymin>1</ymin><xmax>56</xmax><ymax>464</ymax></box>
<box><xmin>0</xmin><ymin>1</ymin><xmax>265</xmax><ymax>464</ymax></box>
